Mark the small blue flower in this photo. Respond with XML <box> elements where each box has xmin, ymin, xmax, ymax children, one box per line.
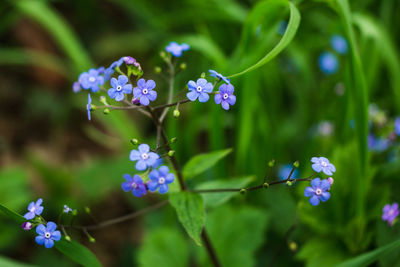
<box><xmin>330</xmin><ymin>35</ymin><xmax>348</xmax><ymax>54</ymax></box>
<box><xmin>24</xmin><ymin>198</ymin><xmax>44</xmax><ymax>220</ymax></box>
<box><xmin>97</xmin><ymin>66</ymin><xmax>105</xmax><ymax>74</ymax></box>
<box><xmin>133</xmin><ymin>78</ymin><xmax>157</xmax><ymax>106</ymax></box>
<box><xmin>214</xmin><ymin>83</ymin><xmax>236</xmax><ymax>110</ymax></box>
<box><xmin>165</xmin><ymin>42</ymin><xmax>190</xmax><ymax>57</ymax></box>
<box><xmin>311</xmin><ymin>157</ymin><xmax>336</xmax><ymax>175</ymax></box>
<box><xmin>368</xmin><ymin>134</ymin><xmax>391</xmax><ymax>152</ymax></box>
<box><xmin>79</xmin><ymin>68</ymin><xmax>104</xmax><ymax>93</ymax></box>
<box><xmin>318</xmin><ymin>52</ymin><xmax>339</xmax><ymax>74</ymax></box>
<box><xmin>35</xmin><ymin>222</ymin><xmax>61</xmax><ymax>249</ymax></box>
<box><xmin>104</xmin><ymin>57</ymin><xmax>124</xmax><ymax>81</ymax></box>
<box><xmin>147</xmin><ymin>166</ymin><xmax>175</xmax><ymax>194</ymax></box>
<box><xmin>63</xmin><ymin>205</ymin><xmax>72</xmax><ymax>213</ymax></box>
<box><xmin>187</xmin><ymin>78</ymin><xmax>213</xmax><ymax>102</ymax></box>
<box><xmin>395</xmin><ymin>117</ymin><xmax>400</xmax><ymax>136</ymax></box>
<box><xmin>72</xmin><ymin>82</ymin><xmax>81</xmax><ymax>93</ymax></box>
<box><xmin>304</xmin><ymin>178</ymin><xmax>331</xmax><ymax>206</ymax></box>
<box><xmin>209</xmin><ymin>69</ymin><xmax>230</xmax><ymax>84</ymax></box>
<box><xmin>121</xmin><ymin>174</ymin><xmax>147</xmax><ymax>197</ymax></box>
<box><xmin>86</xmin><ymin>94</ymin><xmax>92</xmax><ymax>121</ymax></box>
<box><xmin>278</xmin><ymin>164</ymin><xmax>299</xmax><ymax>180</ymax></box>
<box><xmin>108</xmin><ymin>75</ymin><xmax>132</xmax><ymax>101</ymax></box>
<box><xmin>129</xmin><ymin>144</ymin><xmax>159</xmax><ymax>171</ymax></box>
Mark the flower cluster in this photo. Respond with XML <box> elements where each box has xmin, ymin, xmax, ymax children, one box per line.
<box><xmin>382</xmin><ymin>203</ymin><xmax>399</xmax><ymax>226</ymax></box>
<box><xmin>304</xmin><ymin>157</ymin><xmax>336</xmax><ymax>206</ymax></box>
<box><xmin>21</xmin><ymin>198</ymin><xmax>67</xmax><ymax>248</ymax></box>
<box><xmin>319</xmin><ymin>34</ymin><xmax>348</xmax><ymax>75</ymax></box>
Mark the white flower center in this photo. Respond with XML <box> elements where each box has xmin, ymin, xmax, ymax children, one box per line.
<box><xmin>89</xmin><ymin>76</ymin><xmax>96</xmax><ymax>83</ymax></box>
<box><xmin>196</xmin><ymin>86</ymin><xmax>202</xmax><ymax>92</ymax></box>
<box><xmin>141</xmin><ymin>153</ymin><xmax>149</xmax><ymax>160</ymax></box>
<box><xmin>388</xmin><ymin>210</ymin><xmax>394</xmax><ymax>216</ymax></box>
<box><xmin>321</xmin><ymin>161</ymin><xmax>328</xmax><ymax>167</ymax></box>
<box><xmin>30</xmin><ymin>206</ymin><xmax>36</xmax><ymax>213</ymax></box>
<box><xmin>315</xmin><ymin>188</ymin><xmax>322</xmax><ymax>195</ymax></box>
<box><xmin>132</xmin><ymin>183</ymin><xmax>138</xmax><ymax>189</ymax></box>
<box><xmin>223</xmin><ymin>93</ymin><xmax>229</xmax><ymax>99</ymax></box>
<box><xmin>158</xmin><ymin>177</ymin><xmax>166</xmax><ymax>184</ymax></box>
<box><xmin>142</xmin><ymin>88</ymin><xmax>148</xmax><ymax>94</ymax></box>
<box><xmin>116</xmin><ymin>85</ymin><xmax>122</xmax><ymax>91</ymax></box>
<box><xmin>45</xmin><ymin>232</ymin><xmax>51</xmax><ymax>238</ymax></box>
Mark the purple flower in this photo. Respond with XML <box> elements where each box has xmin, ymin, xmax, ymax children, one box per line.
<box><xmin>209</xmin><ymin>69</ymin><xmax>230</xmax><ymax>84</ymax></box>
<box><xmin>395</xmin><ymin>117</ymin><xmax>400</xmax><ymax>136</ymax></box>
<box><xmin>165</xmin><ymin>42</ymin><xmax>190</xmax><ymax>57</ymax></box>
<box><xmin>133</xmin><ymin>78</ymin><xmax>157</xmax><ymax>106</ymax></box>
<box><xmin>72</xmin><ymin>82</ymin><xmax>81</xmax><ymax>93</ymax></box>
<box><xmin>304</xmin><ymin>178</ymin><xmax>331</xmax><ymax>206</ymax></box>
<box><xmin>147</xmin><ymin>166</ymin><xmax>175</xmax><ymax>194</ymax></box>
<box><xmin>214</xmin><ymin>83</ymin><xmax>236</xmax><ymax>110</ymax></box>
<box><xmin>330</xmin><ymin>35</ymin><xmax>348</xmax><ymax>54</ymax></box>
<box><xmin>123</xmin><ymin>56</ymin><xmax>136</xmax><ymax>65</ymax></box>
<box><xmin>35</xmin><ymin>222</ymin><xmax>61</xmax><ymax>249</ymax></box>
<box><xmin>121</xmin><ymin>174</ymin><xmax>147</xmax><ymax>197</ymax></box>
<box><xmin>79</xmin><ymin>68</ymin><xmax>104</xmax><ymax>93</ymax></box>
<box><xmin>129</xmin><ymin>144</ymin><xmax>159</xmax><ymax>171</ymax></box>
<box><xmin>108</xmin><ymin>75</ymin><xmax>132</xmax><ymax>101</ymax></box>
<box><xmin>382</xmin><ymin>203</ymin><xmax>399</xmax><ymax>226</ymax></box>
<box><xmin>278</xmin><ymin>164</ymin><xmax>299</xmax><ymax>180</ymax></box>
<box><xmin>319</xmin><ymin>52</ymin><xmax>338</xmax><ymax>74</ymax></box>
<box><xmin>63</xmin><ymin>205</ymin><xmax>72</xmax><ymax>213</ymax></box>
<box><xmin>24</xmin><ymin>198</ymin><xmax>44</xmax><ymax>220</ymax></box>
<box><xmin>86</xmin><ymin>94</ymin><xmax>92</xmax><ymax>121</ymax></box>
<box><xmin>104</xmin><ymin>57</ymin><xmax>124</xmax><ymax>81</ymax></box>
<box><xmin>22</xmin><ymin>222</ymin><xmax>33</xmax><ymax>231</ymax></box>
<box><xmin>187</xmin><ymin>78</ymin><xmax>213</xmax><ymax>102</ymax></box>
<box><xmin>311</xmin><ymin>157</ymin><xmax>336</xmax><ymax>175</ymax></box>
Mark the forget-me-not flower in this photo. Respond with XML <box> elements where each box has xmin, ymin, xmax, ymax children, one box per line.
<box><xmin>214</xmin><ymin>83</ymin><xmax>236</xmax><ymax>110</ymax></box>
<box><xmin>79</xmin><ymin>69</ymin><xmax>105</xmax><ymax>92</ymax></box>
<box><xmin>187</xmin><ymin>78</ymin><xmax>213</xmax><ymax>102</ymax></box>
<box><xmin>382</xmin><ymin>203</ymin><xmax>399</xmax><ymax>226</ymax></box>
<box><xmin>63</xmin><ymin>205</ymin><xmax>72</xmax><ymax>214</ymax></box>
<box><xmin>104</xmin><ymin>57</ymin><xmax>124</xmax><ymax>81</ymax></box>
<box><xmin>165</xmin><ymin>42</ymin><xmax>190</xmax><ymax>57</ymax></box>
<box><xmin>24</xmin><ymin>198</ymin><xmax>44</xmax><ymax>220</ymax></box>
<box><xmin>86</xmin><ymin>94</ymin><xmax>92</xmax><ymax>121</ymax></box>
<box><xmin>129</xmin><ymin>144</ymin><xmax>159</xmax><ymax>171</ymax></box>
<box><xmin>330</xmin><ymin>35</ymin><xmax>348</xmax><ymax>54</ymax></box>
<box><xmin>72</xmin><ymin>82</ymin><xmax>81</xmax><ymax>93</ymax></box>
<box><xmin>311</xmin><ymin>157</ymin><xmax>336</xmax><ymax>175</ymax></box>
<box><xmin>209</xmin><ymin>69</ymin><xmax>230</xmax><ymax>84</ymax></box>
<box><xmin>35</xmin><ymin>222</ymin><xmax>61</xmax><ymax>249</ymax></box>
<box><xmin>304</xmin><ymin>178</ymin><xmax>331</xmax><ymax>206</ymax></box>
<box><xmin>133</xmin><ymin>78</ymin><xmax>157</xmax><ymax>106</ymax></box>
<box><xmin>121</xmin><ymin>174</ymin><xmax>147</xmax><ymax>197</ymax></box>
<box><xmin>108</xmin><ymin>75</ymin><xmax>132</xmax><ymax>101</ymax></box>
<box><xmin>319</xmin><ymin>52</ymin><xmax>339</xmax><ymax>74</ymax></box>
<box><xmin>147</xmin><ymin>166</ymin><xmax>175</xmax><ymax>194</ymax></box>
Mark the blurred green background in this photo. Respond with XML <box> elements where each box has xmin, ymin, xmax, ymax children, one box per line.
<box><xmin>1</xmin><ymin>0</ymin><xmax>400</xmax><ymax>266</ymax></box>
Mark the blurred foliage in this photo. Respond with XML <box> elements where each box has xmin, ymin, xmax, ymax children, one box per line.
<box><xmin>1</xmin><ymin>0</ymin><xmax>400</xmax><ymax>266</ymax></box>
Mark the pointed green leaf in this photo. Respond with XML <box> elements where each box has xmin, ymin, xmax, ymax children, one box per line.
<box><xmin>183</xmin><ymin>148</ymin><xmax>232</xmax><ymax>180</ymax></box>
<box><xmin>55</xmin><ymin>238</ymin><xmax>102</xmax><ymax>267</ymax></box>
<box><xmin>0</xmin><ymin>204</ymin><xmax>25</xmax><ymax>224</ymax></box>
<box><xmin>169</xmin><ymin>192</ymin><xmax>204</xmax><ymax>245</ymax></box>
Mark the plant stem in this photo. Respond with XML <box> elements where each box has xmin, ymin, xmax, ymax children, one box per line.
<box><xmin>159</xmin><ymin>60</ymin><xmax>175</xmax><ymax>122</ymax></box>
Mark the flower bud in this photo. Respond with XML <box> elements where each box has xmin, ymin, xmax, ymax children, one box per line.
<box><xmin>168</xmin><ymin>150</ymin><xmax>175</xmax><ymax>157</ymax></box>
<box><xmin>90</xmin><ymin>104</ymin><xmax>96</xmax><ymax>111</ymax></box>
<box><xmin>268</xmin><ymin>159</ymin><xmax>275</xmax><ymax>167</ymax></box>
<box><xmin>293</xmin><ymin>161</ymin><xmax>300</xmax><ymax>168</ymax></box>
<box><xmin>100</xmin><ymin>96</ymin><xmax>108</xmax><ymax>105</ymax></box>
<box><xmin>170</xmin><ymin>137</ymin><xmax>178</xmax><ymax>144</ymax></box>
<box><xmin>89</xmin><ymin>237</ymin><xmax>96</xmax><ymax>243</ymax></box>
<box><xmin>131</xmin><ymin>138</ymin><xmax>139</xmax><ymax>145</ymax></box>
<box><xmin>240</xmin><ymin>188</ymin><xmax>247</xmax><ymax>194</ymax></box>
<box><xmin>160</xmin><ymin>51</ymin><xmax>167</xmax><ymax>58</ymax></box>
<box><xmin>173</xmin><ymin>109</ymin><xmax>180</xmax><ymax>118</ymax></box>
<box><xmin>263</xmin><ymin>182</ymin><xmax>269</xmax><ymax>188</ymax></box>
<box><xmin>286</xmin><ymin>181</ymin><xmax>293</xmax><ymax>186</ymax></box>
<box><xmin>155</xmin><ymin>66</ymin><xmax>162</xmax><ymax>73</ymax></box>
<box><xmin>132</xmin><ymin>97</ymin><xmax>140</xmax><ymax>105</ymax></box>
<box><xmin>179</xmin><ymin>63</ymin><xmax>187</xmax><ymax>70</ymax></box>
<box><xmin>65</xmin><ymin>235</ymin><xmax>71</xmax><ymax>242</ymax></box>
<box><xmin>288</xmin><ymin>241</ymin><xmax>297</xmax><ymax>252</ymax></box>
<box><xmin>103</xmin><ymin>108</ymin><xmax>110</xmax><ymax>115</ymax></box>
<box><xmin>22</xmin><ymin>222</ymin><xmax>33</xmax><ymax>231</ymax></box>
<box><xmin>84</xmin><ymin>207</ymin><xmax>91</xmax><ymax>214</ymax></box>
<box><xmin>327</xmin><ymin>177</ymin><xmax>334</xmax><ymax>185</ymax></box>
<box><xmin>200</xmin><ymin>72</ymin><xmax>206</xmax><ymax>78</ymax></box>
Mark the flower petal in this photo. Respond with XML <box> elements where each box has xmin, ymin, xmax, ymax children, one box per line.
<box><xmin>140</xmin><ymin>96</ymin><xmax>150</xmax><ymax>106</ymax></box>
<box><xmin>135</xmin><ymin>160</ymin><xmax>147</xmax><ymax>171</ymax></box>
<box><xmin>221</xmin><ymin>101</ymin><xmax>230</xmax><ymax>110</ymax></box>
<box><xmin>137</xmin><ymin>78</ymin><xmax>146</xmax><ymax>88</ymax></box>
<box><xmin>312</xmin><ymin>163</ymin><xmax>323</xmax><ymax>173</ymax></box>
<box><xmin>46</xmin><ymin>222</ymin><xmax>57</xmax><ymax>232</ymax></box>
<box><xmin>138</xmin><ymin>144</ymin><xmax>150</xmax><ymax>153</ymax></box>
<box><xmin>35</xmin><ymin>235</ymin><xmax>45</xmax><ymax>245</ymax></box>
<box><xmin>111</xmin><ymin>77</ymin><xmax>118</xmax><ymax>88</ymax></box>
<box><xmin>118</xmin><ymin>75</ymin><xmax>128</xmax><ymax>85</ymax></box>
<box><xmin>147</xmin><ymin>90</ymin><xmax>157</xmax><ymax>101</ymax></box>
<box><xmin>187</xmin><ymin>91</ymin><xmax>198</xmax><ymax>101</ymax></box>
<box><xmin>304</xmin><ymin>187</ymin><xmax>314</xmax><ymax>197</ymax></box>
<box><xmin>147</xmin><ymin>181</ymin><xmax>159</xmax><ymax>192</ymax></box>
<box><xmin>188</xmin><ymin>80</ymin><xmax>197</xmax><ymax>89</ymax></box>
<box><xmin>198</xmin><ymin>92</ymin><xmax>210</xmax><ymax>102</ymax></box>
<box><xmin>51</xmin><ymin>230</ymin><xmax>61</xmax><ymax>241</ymax></box>
<box><xmin>309</xmin><ymin>195</ymin><xmax>320</xmax><ymax>206</ymax></box>
<box><xmin>311</xmin><ymin>178</ymin><xmax>321</xmax><ymax>188</ymax></box>
<box><xmin>146</xmin><ymin>80</ymin><xmax>156</xmax><ymax>90</ymax></box>
<box><xmin>166</xmin><ymin>173</ymin><xmax>175</xmax><ymax>184</ymax></box>
<box><xmin>159</xmin><ymin>184</ymin><xmax>169</xmax><ymax>194</ymax></box>
<box><xmin>320</xmin><ymin>192</ymin><xmax>331</xmax><ymax>202</ymax></box>
<box><xmin>129</xmin><ymin>150</ymin><xmax>140</xmax><ymax>161</ymax></box>
<box><xmin>36</xmin><ymin>224</ymin><xmax>46</xmax><ymax>235</ymax></box>
<box><xmin>44</xmin><ymin>239</ymin><xmax>55</xmax><ymax>248</ymax></box>
<box><xmin>115</xmin><ymin>92</ymin><xmax>125</xmax><ymax>102</ymax></box>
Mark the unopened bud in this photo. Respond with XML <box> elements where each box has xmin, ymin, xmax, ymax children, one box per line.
<box><xmin>240</xmin><ymin>188</ymin><xmax>247</xmax><ymax>194</ymax></box>
<box><xmin>160</xmin><ymin>51</ymin><xmax>167</xmax><ymax>58</ymax></box>
<box><xmin>131</xmin><ymin>138</ymin><xmax>139</xmax><ymax>145</ymax></box>
<box><xmin>65</xmin><ymin>235</ymin><xmax>71</xmax><ymax>242</ymax></box>
<box><xmin>84</xmin><ymin>207</ymin><xmax>91</xmax><ymax>214</ymax></box>
<box><xmin>90</xmin><ymin>104</ymin><xmax>96</xmax><ymax>111</ymax></box>
<box><xmin>263</xmin><ymin>182</ymin><xmax>269</xmax><ymax>188</ymax></box>
<box><xmin>268</xmin><ymin>159</ymin><xmax>275</xmax><ymax>167</ymax></box>
<box><xmin>293</xmin><ymin>161</ymin><xmax>300</xmax><ymax>168</ymax></box>
<box><xmin>168</xmin><ymin>150</ymin><xmax>175</xmax><ymax>157</ymax></box>
<box><xmin>286</xmin><ymin>181</ymin><xmax>293</xmax><ymax>186</ymax></box>
<box><xmin>200</xmin><ymin>72</ymin><xmax>206</xmax><ymax>78</ymax></box>
<box><xmin>89</xmin><ymin>237</ymin><xmax>96</xmax><ymax>243</ymax></box>
<box><xmin>288</xmin><ymin>241</ymin><xmax>297</xmax><ymax>251</ymax></box>
<box><xmin>100</xmin><ymin>96</ymin><xmax>108</xmax><ymax>105</ymax></box>
<box><xmin>170</xmin><ymin>137</ymin><xmax>177</xmax><ymax>144</ymax></box>
<box><xmin>327</xmin><ymin>177</ymin><xmax>334</xmax><ymax>185</ymax></box>
<box><xmin>180</xmin><ymin>63</ymin><xmax>187</xmax><ymax>70</ymax></box>
<box><xmin>22</xmin><ymin>222</ymin><xmax>33</xmax><ymax>231</ymax></box>
<box><xmin>173</xmin><ymin>109</ymin><xmax>180</xmax><ymax>118</ymax></box>
<box><xmin>155</xmin><ymin>66</ymin><xmax>162</xmax><ymax>73</ymax></box>
<box><xmin>132</xmin><ymin>97</ymin><xmax>140</xmax><ymax>105</ymax></box>
<box><xmin>103</xmin><ymin>108</ymin><xmax>110</xmax><ymax>114</ymax></box>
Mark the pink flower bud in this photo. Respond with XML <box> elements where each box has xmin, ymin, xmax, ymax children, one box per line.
<box><xmin>327</xmin><ymin>177</ymin><xmax>334</xmax><ymax>185</ymax></box>
<box><xmin>22</xmin><ymin>222</ymin><xmax>33</xmax><ymax>231</ymax></box>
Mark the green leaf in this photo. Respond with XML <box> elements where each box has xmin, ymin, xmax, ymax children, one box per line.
<box><xmin>182</xmin><ymin>148</ymin><xmax>232</xmax><ymax>180</ymax></box>
<box><xmin>336</xmin><ymin>239</ymin><xmax>400</xmax><ymax>267</ymax></box>
<box><xmin>228</xmin><ymin>0</ymin><xmax>301</xmax><ymax>78</ymax></box>
<box><xmin>195</xmin><ymin>176</ymin><xmax>255</xmax><ymax>207</ymax></box>
<box><xmin>0</xmin><ymin>256</ymin><xmax>39</xmax><ymax>267</ymax></box>
<box><xmin>137</xmin><ymin>227</ymin><xmax>189</xmax><ymax>267</ymax></box>
<box><xmin>55</xmin><ymin>238</ymin><xmax>102</xmax><ymax>267</ymax></box>
<box><xmin>0</xmin><ymin>204</ymin><xmax>25</xmax><ymax>224</ymax></box>
<box><xmin>169</xmin><ymin>192</ymin><xmax>204</xmax><ymax>245</ymax></box>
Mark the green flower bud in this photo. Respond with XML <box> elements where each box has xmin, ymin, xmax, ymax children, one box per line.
<box><xmin>180</xmin><ymin>63</ymin><xmax>187</xmax><ymax>70</ymax></box>
<box><xmin>130</xmin><ymin>138</ymin><xmax>139</xmax><ymax>145</ymax></box>
<box><xmin>103</xmin><ymin>108</ymin><xmax>110</xmax><ymax>115</ymax></box>
<box><xmin>173</xmin><ymin>109</ymin><xmax>180</xmax><ymax>118</ymax></box>
<box><xmin>65</xmin><ymin>236</ymin><xmax>71</xmax><ymax>242</ymax></box>
<box><xmin>240</xmin><ymin>188</ymin><xmax>247</xmax><ymax>194</ymax></box>
<box><xmin>268</xmin><ymin>159</ymin><xmax>275</xmax><ymax>167</ymax></box>
<box><xmin>84</xmin><ymin>207</ymin><xmax>91</xmax><ymax>214</ymax></box>
<box><xmin>168</xmin><ymin>150</ymin><xmax>175</xmax><ymax>157</ymax></box>
<box><xmin>89</xmin><ymin>237</ymin><xmax>96</xmax><ymax>243</ymax></box>
<box><xmin>293</xmin><ymin>161</ymin><xmax>300</xmax><ymax>168</ymax></box>
<box><xmin>286</xmin><ymin>181</ymin><xmax>293</xmax><ymax>186</ymax></box>
<box><xmin>155</xmin><ymin>66</ymin><xmax>162</xmax><ymax>73</ymax></box>
<box><xmin>263</xmin><ymin>182</ymin><xmax>269</xmax><ymax>188</ymax></box>
<box><xmin>200</xmin><ymin>72</ymin><xmax>206</xmax><ymax>78</ymax></box>
<box><xmin>170</xmin><ymin>137</ymin><xmax>178</xmax><ymax>144</ymax></box>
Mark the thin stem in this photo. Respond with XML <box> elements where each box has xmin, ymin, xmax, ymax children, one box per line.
<box><xmin>62</xmin><ymin>201</ymin><xmax>168</xmax><ymax>231</ymax></box>
<box><xmin>285</xmin><ymin>166</ymin><xmax>297</xmax><ymax>182</ymax></box>
<box><xmin>159</xmin><ymin>61</ymin><xmax>175</xmax><ymax>122</ymax></box>
<box><xmin>201</xmin><ymin>229</ymin><xmax>222</xmax><ymax>267</ymax></box>
<box><xmin>153</xmin><ymin>99</ymin><xmax>190</xmax><ymax>110</ymax></box>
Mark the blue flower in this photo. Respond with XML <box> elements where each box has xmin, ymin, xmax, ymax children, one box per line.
<box><xmin>214</xmin><ymin>83</ymin><xmax>236</xmax><ymax>110</ymax></box>
<box><xmin>318</xmin><ymin>52</ymin><xmax>338</xmax><ymax>74</ymax></box>
<box><xmin>129</xmin><ymin>144</ymin><xmax>159</xmax><ymax>171</ymax></box>
<box><xmin>97</xmin><ymin>66</ymin><xmax>105</xmax><ymax>74</ymax></box>
<box><xmin>63</xmin><ymin>205</ymin><xmax>72</xmax><ymax>213</ymax></box>
<box><xmin>147</xmin><ymin>166</ymin><xmax>175</xmax><ymax>194</ymax></box>
<box><xmin>165</xmin><ymin>42</ymin><xmax>190</xmax><ymax>57</ymax></box>
<box><xmin>108</xmin><ymin>75</ymin><xmax>132</xmax><ymax>101</ymax></box>
<box><xmin>104</xmin><ymin>57</ymin><xmax>124</xmax><ymax>81</ymax></box>
<box><xmin>187</xmin><ymin>78</ymin><xmax>213</xmax><ymax>102</ymax></box>
<box><xmin>278</xmin><ymin>164</ymin><xmax>299</xmax><ymax>180</ymax></box>
<box><xmin>86</xmin><ymin>94</ymin><xmax>92</xmax><ymax>121</ymax></box>
<box><xmin>121</xmin><ymin>174</ymin><xmax>147</xmax><ymax>197</ymax></box>
<box><xmin>209</xmin><ymin>69</ymin><xmax>230</xmax><ymax>84</ymax></box>
<box><xmin>330</xmin><ymin>35</ymin><xmax>348</xmax><ymax>54</ymax></box>
<box><xmin>24</xmin><ymin>198</ymin><xmax>44</xmax><ymax>220</ymax></box>
<box><xmin>395</xmin><ymin>117</ymin><xmax>400</xmax><ymax>136</ymax></box>
<box><xmin>304</xmin><ymin>178</ymin><xmax>331</xmax><ymax>206</ymax></box>
<box><xmin>79</xmin><ymin>68</ymin><xmax>104</xmax><ymax>93</ymax></box>
<box><xmin>35</xmin><ymin>222</ymin><xmax>61</xmax><ymax>249</ymax></box>
<box><xmin>72</xmin><ymin>82</ymin><xmax>81</xmax><ymax>93</ymax></box>
<box><xmin>311</xmin><ymin>157</ymin><xmax>336</xmax><ymax>175</ymax></box>
<box><xmin>133</xmin><ymin>78</ymin><xmax>157</xmax><ymax>106</ymax></box>
<box><xmin>368</xmin><ymin>134</ymin><xmax>391</xmax><ymax>152</ymax></box>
